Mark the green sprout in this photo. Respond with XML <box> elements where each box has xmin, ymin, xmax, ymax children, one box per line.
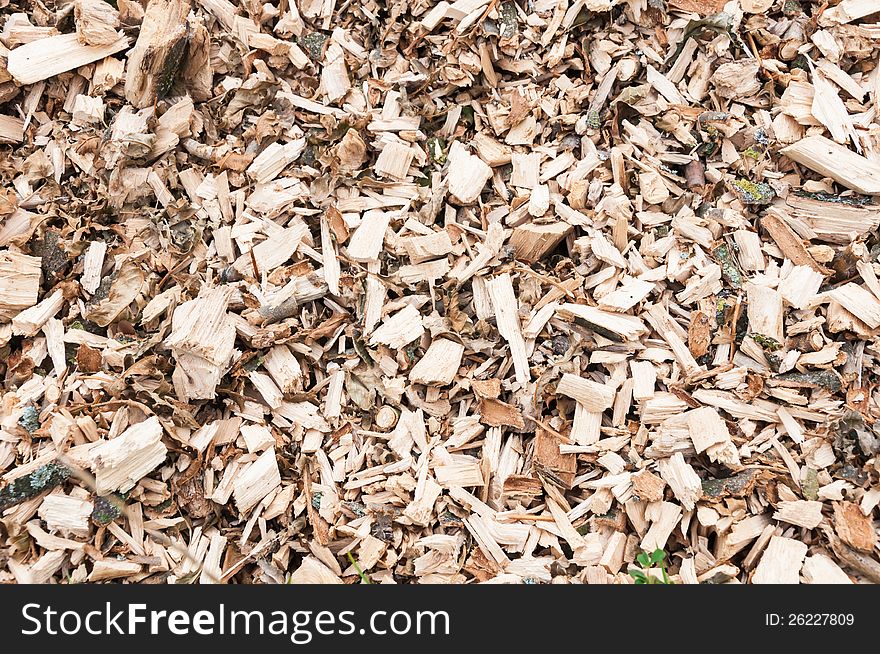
<box><xmin>628</xmin><ymin>549</ymin><xmax>673</xmax><ymax>585</ymax></box>
<box><xmin>346</xmin><ymin>552</ymin><xmax>372</xmax><ymax>584</ymax></box>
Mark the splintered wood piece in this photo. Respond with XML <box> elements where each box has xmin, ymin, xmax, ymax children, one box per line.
<box><xmin>75</xmin><ymin>0</ymin><xmax>121</xmax><ymax>46</ymax></box>
<box><xmin>404</xmin><ymin>230</ymin><xmax>453</xmax><ymax>264</ymax></box>
<box><xmin>821</xmin><ymin>0</ymin><xmax>880</xmax><ymax>25</ymax></box>
<box><xmin>746</xmin><ymin>284</ymin><xmax>784</xmax><ymax>341</ymax></box>
<box><xmin>409</xmin><ymin>338</ymin><xmax>464</xmax><ymax>385</ymax></box>
<box><xmin>447</xmin><ymin>141</ymin><xmax>493</xmax><ymax>204</ymax></box>
<box><xmin>509</xmin><ymin>222</ymin><xmax>572</xmax><ymax>264</ymax></box>
<box><xmin>556</xmin><ymin>373</ymin><xmax>615</xmax><ymax>412</ymax></box>
<box><xmin>657</xmin><ymin>453</ymin><xmax>702</xmax><ymax>511</ymax></box>
<box><xmin>565</xmin><ymin>404</ymin><xmax>598</xmax><ymax>445</ymax></box>
<box><xmin>0</xmin><ymin>115</ymin><xmax>25</xmax><ymax>143</ymax></box>
<box><xmin>833</xmin><ymin>501</ymin><xmax>877</xmax><ymax>552</ymax></box>
<box><xmin>433</xmin><ymin>451</ymin><xmax>484</xmax><ymax>488</ymax></box>
<box><xmin>38</xmin><ymin>494</ymin><xmax>93</xmax><ymax>537</ymax></box>
<box><xmin>90</xmin><ymin>416</ymin><xmax>168</xmax><ymax>494</ymax></box>
<box><xmin>486</xmin><ymin>273</ymin><xmax>530</xmax><ymax>385</ymax></box>
<box><xmin>320</xmin><ymin>214</ymin><xmax>340</xmax><ymax>295</ymax></box>
<box><xmin>641</xmin><ymin>501</ymin><xmax>682</xmax><ymax>552</ymax></box>
<box><xmin>0</xmin><ymin>251</ymin><xmax>42</xmax><ymax>321</ymax></box>
<box><xmin>510</xmin><ymin>152</ymin><xmax>540</xmax><ymax>188</ymax></box>
<box><xmin>374</xmin><ymin>140</ymin><xmax>414</xmax><ymax>180</ymax></box>
<box><xmin>559</xmin><ymin>303</ymin><xmax>648</xmax><ymax>341</ymax></box>
<box><xmin>263</xmin><ymin>344</ymin><xmax>301</xmax><ymax>394</ymax></box>
<box><xmin>773</xmin><ymin>500</ymin><xmax>824</xmax><ymax>529</ymax></box>
<box><xmin>776</xmin><ymin>406</ymin><xmax>805</xmax><ymax>444</ymax></box>
<box><xmin>88</xmin><ymin>559</ymin><xmax>143</xmax><ymax>582</ymax></box>
<box><xmin>124</xmin><ymin>0</ymin><xmax>191</xmax><ymax>108</ymax></box>
<box><xmin>528</xmin><ymin>184</ymin><xmax>550</xmax><ymax>217</ymax></box>
<box><xmin>6</xmin><ymin>32</ymin><xmax>130</xmax><ymax>85</ymax></box>
<box><xmin>347</xmin><ymin>211</ymin><xmax>390</xmax><ymax>262</ymax></box>
<box><xmin>321</xmin><ymin>42</ymin><xmax>350</xmax><ymax>103</ymax></box>
<box><xmin>165</xmin><ymin>286</ymin><xmax>235</xmax><ymax>365</ymax></box>
<box><xmin>240</xmin><ymin>424</ymin><xmax>275</xmax><ymax>453</ymax></box>
<box><xmin>733</xmin><ymin>230</ymin><xmax>765</xmax><ymax>271</ymax></box>
<box><xmin>231</xmin><ymin>223</ymin><xmax>308</xmax><ymax>275</ymax></box>
<box><xmin>778</xmin><ymin>265</ymin><xmax>824</xmax><ymax>309</ymax></box>
<box><xmin>369</xmin><ymin>305</ymin><xmax>425</xmax><ymax>349</ymax></box>
<box><xmin>479</xmin><ymin>398</ymin><xmax>524</xmax><ymax>429</ymax></box>
<box><xmin>535</xmin><ymin>428</ymin><xmax>577</xmax><ymax>488</ymax></box>
<box><xmin>12</xmin><ymin>289</ymin><xmax>65</xmax><ymax>337</ymax></box>
<box><xmin>784</xmin><ymin>195</ymin><xmax>880</xmax><ymax>244</ymax></box>
<box><xmin>630</xmin><ymin>360</ymin><xmax>657</xmax><ymax>402</ymax></box>
<box><xmin>472</xmin><ymin>133</ymin><xmax>512</xmax><ymax>166</ymax></box>
<box><xmin>81</xmin><ymin>241</ymin><xmax>107</xmax><ymax>295</ymax></box>
<box><xmin>248</xmin><ymin>372</ymin><xmax>283</xmax><ymax>410</ymax></box>
<box><xmin>752</xmin><ymin>536</ymin><xmax>808</xmax><ymax>584</ymax></box>
<box><xmin>827</xmin><ymin>283</ymin><xmax>880</xmax><ymax>329</ymax></box>
<box><xmin>288</xmin><ymin>556</ymin><xmax>343</xmax><ymax>584</ymax></box>
<box><xmin>588</xmin><ymin>232</ymin><xmax>627</xmax><ymax>268</ymax></box>
<box><xmin>761</xmin><ymin>210</ymin><xmax>827</xmax><ymax>274</ymax></box>
<box><xmin>631</xmin><ymin>470</ymin><xmax>666</xmax><ymax>503</ymax></box>
<box><xmin>781</xmin><ymin>135</ymin><xmax>880</xmax><ymax>195</ymax></box>
<box><xmin>597</xmin><ymin>278</ymin><xmax>654</xmax><ymax>313</ymax></box>
<box><xmin>643</xmin><ymin>304</ymin><xmax>701</xmax><ymax>376</ymax></box>
<box><xmin>233</xmin><ymin>448</ymin><xmax>281</xmax><ymax>512</ymax></box>
<box><xmin>801</xmin><ymin>554</ymin><xmax>853</xmax><ymax>584</ymax></box>
<box><xmin>246</xmin><ymin>140</ymin><xmax>306</xmax><ymax>183</ymax></box>
<box><xmin>686</xmin><ymin>407</ymin><xmax>739</xmax><ymax>466</ymax></box>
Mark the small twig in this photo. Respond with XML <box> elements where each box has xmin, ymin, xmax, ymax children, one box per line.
<box><xmin>514</xmin><ymin>264</ymin><xmax>576</xmax><ymax>300</ymax></box>
<box><xmin>523</xmin><ymin>414</ymin><xmax>572</xmax><ymax>444</ymax></box>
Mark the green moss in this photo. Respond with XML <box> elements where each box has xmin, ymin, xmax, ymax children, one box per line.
<box><xmin>461</xmin><ymin>106</ymin><xmax>475</xmax><ymax>128</ymax></box>
<box><xmin>157</xmin><ymin>36</ymin><xmax>188</xmax><ymax>99</ymax></box>
<box><xmin>749</xmin><ymin>332</ymin><xmax>782</xmax><ymax>351</ymax></box>
<box><xmin>697</xmin><ymin>139</ymin><xmax>718</xmax><ymax>157</ymax></box>
<box><xmin>802</xmin><ymin>468</ymin><xmax>819</xmax><ymax>501</ymax></box>
<box><xmin>299</xmin><ymin>32</ymin><xmax>328</xmax><ymax>60</ymax></box>
<box><xmin>91</xmin><ymin>495</ymin><xmax>123</xmax><ymax>525</ymax></box>
<box><xmin>774</xmin><ymin>369</ymin><xmax>842</xmax><ymax>393</ymax></box>
<box><xmin>790</xmin><ymin>55</ymin><xmax>809</xmax><ymax>71</ymax></box>
<box><xmin>583</xmin><ymin>109</ymin><xmax>601</xmax><ymax>130</ymax></box>
<box><xmin>795</xmin><ymin>191</ymin><xmax>874</xmax><ymax>206</ymax></box>
<box><xmin>714</xmin><ymin>244</ymin><xmax>742</xmax><ymax>288</ymax></box>
<box><xmin>342</xmin><ymin>500</ymin><xmax>366</xmax><ymax>518</ymax></box>
<box><xmin>782</xmin><ymin>0</ymin><xmax>802</xmax><ymax>16</ymax></box>
<box><xmin>730</xmin><ymin>179</ymin><xmax>775</xmax><ymax>205</ymax></box>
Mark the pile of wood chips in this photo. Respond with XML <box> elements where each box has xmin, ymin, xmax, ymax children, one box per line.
<box><xmin>1</xmin><ymin>0</ymin><xmax>879</xmax><ymax>585</ymax></box>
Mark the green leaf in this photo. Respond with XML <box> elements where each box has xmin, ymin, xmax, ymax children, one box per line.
<box><xmin>636</xmin><ymin>552</ymin><xmax>650</xmax><ymax>567</ymax></box>
<box><xmin>628</xmin><ymin>570</ymin><xmax>647</xmax><ymax>582</ymax></box>
<box><xmin>651</xmin><ymin>549</ymin><xmax>666</xmax><ymax>564</ymax></box>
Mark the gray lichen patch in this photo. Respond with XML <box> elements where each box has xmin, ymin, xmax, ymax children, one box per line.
<box><xmin>0</xmin><ymin>462</ymin><xmax>70</xmax><ymax>512</ymax></box>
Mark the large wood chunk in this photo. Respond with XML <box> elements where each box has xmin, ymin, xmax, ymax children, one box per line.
<box><xmin>124</xmin><ymin>0</ymin><xmax>191</xmax><ymax>108</ymax></box>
